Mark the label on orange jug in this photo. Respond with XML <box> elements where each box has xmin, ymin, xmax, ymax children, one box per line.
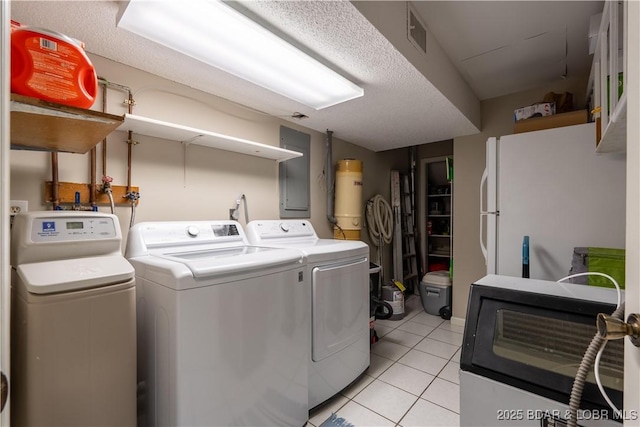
<box><xmin>11</xmin><ymin>27</ymin><xmax>97</xmax><ymax>108</ymax></box>
<box><xmin>24</xmin><ymin>36</ymin><xmax>85</xmax><ymax>101</ymax></box>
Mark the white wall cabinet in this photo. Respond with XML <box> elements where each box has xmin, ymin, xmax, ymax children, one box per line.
<box><xmin>587</xmin><ymin>0</ymin><xmax>627</xmax><ymax>153</ymax></box>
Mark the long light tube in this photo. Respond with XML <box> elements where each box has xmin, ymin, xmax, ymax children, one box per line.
<box><xmin>117</xmin><ymin>0</ymin><xmax>364</xmax><ymax>110</ymax></box>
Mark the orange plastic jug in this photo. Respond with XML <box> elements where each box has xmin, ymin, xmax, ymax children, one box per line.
<box><xmin>11</xmin><ymin>24</ymin><xmax>98</xmax><ymax>109</ymax></box>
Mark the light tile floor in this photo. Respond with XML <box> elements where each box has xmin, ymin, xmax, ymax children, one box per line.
<box><xmin>308</xmin><ymin>294</ymin><xmax>462</xmax><ymax>427</ymax></box>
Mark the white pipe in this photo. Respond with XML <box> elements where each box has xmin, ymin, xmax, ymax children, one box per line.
<box><xmin>230</xmin><ymin>194</ymin><xmax>249</xmax><ymax>224</ymax></box>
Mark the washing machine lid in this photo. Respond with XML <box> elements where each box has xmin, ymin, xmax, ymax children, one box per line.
<box><xmin>16</xmin><ymin>255</ymin><xmax>135</xmax><ymax>294</ymax></box>
<box><xmin>245</xmin><ymin>220</ymin><xmax>368</xmax><ymax>262</ymax></box>
<box><xmin>152</xmin><ymin>245</ymin><xmax>302</xmax><ymax>278</ymax></box>
<box><xmin>249</xmin><ymin>238</ymin><xmax>369</xmax><ymax>263</ymax></box>
<box><xmin>285</xmin><ymin>239</ymin><xmax>368</xmax><ymax>261</ymax></box>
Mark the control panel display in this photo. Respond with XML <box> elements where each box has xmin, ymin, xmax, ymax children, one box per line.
<box><xmin>138</xmin><ymin>222</ymin><xmax>245</xmax><ymax>248</ymax></box>
<box><xmin>254</xmin><ymin>221</ymin><xmax>315</xmax><ymax>239</ymax></box>
<box><xmin>212</xmin><ymin>224</ymin><xmax>239</xmax><ymax>237</ymax></box>
<box><xmin>31</xmin><ymin>216</ymin><xmax>117</xmax><ymax>242</ymax></box>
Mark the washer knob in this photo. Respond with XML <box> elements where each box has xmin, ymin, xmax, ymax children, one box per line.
<box><xmin>187</xmin><ymin>226</ymin><xmax>199</xmax><ymax>237</ymax></box>
<box><xmin>279</xmin><ymin>223</ymin><xmax>290</xmax><ymax>232</ymax></box>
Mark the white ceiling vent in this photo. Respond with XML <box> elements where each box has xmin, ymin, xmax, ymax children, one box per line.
<box><xmin>407</xmin><ymin>3</ymin><xmax>427</xmax><ymax>55</ymax></box>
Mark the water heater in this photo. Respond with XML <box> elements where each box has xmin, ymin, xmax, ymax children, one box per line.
<box><xmin>334</xmin><ymin>159</ymin><xmax>363</xmax><ymax>240</ymax></box>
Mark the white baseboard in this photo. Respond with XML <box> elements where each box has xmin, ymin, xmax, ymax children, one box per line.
<box><xmin>451</xmin><ymin>316</ymin><xmax>465</xmax><ymax>329</ymax></box>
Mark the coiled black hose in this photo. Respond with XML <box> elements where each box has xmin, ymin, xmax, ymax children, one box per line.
<box><xmin>371</xmin><ymin>296</ymin><xmax>393</xmax><ymax>320</ymax></box>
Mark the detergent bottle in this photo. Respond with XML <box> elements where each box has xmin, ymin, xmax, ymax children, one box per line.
<box><xmin>11</xmin><ymin>21</ymin><xmax>98</xmax><ymax>109</ymax></box>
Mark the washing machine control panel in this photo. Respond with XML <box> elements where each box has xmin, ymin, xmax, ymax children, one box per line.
<box><xmin>132</xmin><ymin>221</ymin><xmax>245</xmax><ymax>250</ymax></box>
<box><xmin>30</xmin><ymin>216</ymin><xmax>118</xmax><ymax>242</ymax></box>
<box><xmin>250</xmin><ymin>220</ymin><xmax>316</xmax><ymax>239</ymax></box>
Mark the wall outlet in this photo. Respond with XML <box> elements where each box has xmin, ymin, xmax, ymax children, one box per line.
<box><xmin>9</xmin><ymin>200</ymin><xmax>28</xmax><ymax>216</ymax></box>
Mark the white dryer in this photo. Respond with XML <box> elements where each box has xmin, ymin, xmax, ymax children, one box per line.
<box><xmin>245</xmin><ymin>220</ymin><xmax>370</xmax><ymax>409</ymax></box>
<box><xmin>126</xmin><ymin>220</ymin><xmax>309</xmax><ymax>427</ymax></box>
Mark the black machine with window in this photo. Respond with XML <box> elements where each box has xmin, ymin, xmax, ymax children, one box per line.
<box><xmin>460</xmin><ymin>275</ymin><xmax>623</xmax><ymax>426</ymax></box>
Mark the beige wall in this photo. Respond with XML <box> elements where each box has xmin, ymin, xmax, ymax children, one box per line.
<box><xmin>451</xmin><ymin>75</ymin><xmax>590</xmax><ymax>321</ymax></box>
<box><xmin>9</xmin><ymin>54</ymin><xmax>402</xmax><ymax>254</ymax></box>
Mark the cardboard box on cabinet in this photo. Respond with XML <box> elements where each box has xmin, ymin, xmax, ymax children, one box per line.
<box><xmin>514</xmin><ymin>102</ymin><xmax>555</xmax><ymax>121</ymax></box>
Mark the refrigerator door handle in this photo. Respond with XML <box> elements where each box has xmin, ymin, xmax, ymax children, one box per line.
<box><xmin>480</xmin><ymin>168</ymin><xmax>499</xmax><ymax>215</ymax></box>
<box><xmin>480</xmin><ymin>216</ymin><xmax>488</xmax><ymax>263</ymax></box>
<box><xmin>480</xmin><ymin>168</ymin><xmax>488</xmax><ymax>262</ymax></box>
<box><xmin>480</xmin><ymin>167</ymin><xmax>499</xmax><ymax>265</ymax></box>
<box><xmin>480</xmin><ymin>168</ymin><xmax>488</xmax><ymax>215</ymax></box>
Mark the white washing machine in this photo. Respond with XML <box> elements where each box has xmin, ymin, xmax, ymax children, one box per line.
<box><xmin>126</xmin><ymin>220</ymin><xmax>309</xmax><ymax>427</ymax></box>
<box><xmin>10</xmin><ymin>211</ymin><xmax>136</xmax><ymax>427</ymax></box>
<box><xmin>245</xmin><ymin>220</ymin><xmax>370</xmax><ymax>409</ymax></box>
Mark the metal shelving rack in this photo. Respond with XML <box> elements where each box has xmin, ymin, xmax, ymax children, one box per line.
<box><xmin>421</xmin><ymin>156</ymin><xmax>453</xmax><ymax>274</ymax></box>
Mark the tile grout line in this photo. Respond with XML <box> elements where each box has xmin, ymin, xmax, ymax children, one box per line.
<box><xmin>347</xmin><ymin>399</ymin><xmax>398</xmax><ymax>426</ymax></box>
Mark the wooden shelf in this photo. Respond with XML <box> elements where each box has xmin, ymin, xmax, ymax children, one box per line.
<box><xmin>10</xmin><ymin>95</ymin><xmax>303</xmax><ymax>161</ymax></box>
<box><xmin>10</xmin><ymin>94</ymin><xmax>124</xmax><ymax>154</ymax></box>
<box><xmin>429</xmin><ymin>253</ymin><xmax>451</xmax><ymax>258</ymax></box>
<box><xmin>118</xmin><ymin>114</ymin><xmax>303</xmax><ymax>162</ymax></box>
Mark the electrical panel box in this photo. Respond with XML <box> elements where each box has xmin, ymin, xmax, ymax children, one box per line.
<box><xmin>279</xmin><ymin>126</ymin><xmax>310</xmax><ymax>218</ymax></box>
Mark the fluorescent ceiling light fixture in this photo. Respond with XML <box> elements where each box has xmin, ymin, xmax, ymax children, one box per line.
<box><xmin>117</xmin><ymin>0</ymin><xmax>364</xmax><ymax>110</ymax></box>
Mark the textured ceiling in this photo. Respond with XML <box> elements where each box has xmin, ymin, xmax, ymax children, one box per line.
<box><xmin>10</xmin><ymin>0</ymin><xmax>480</xmax><ymax>152</ymax></box>
<box><xmin>414</xmin><ymin>1</ymin><xmax>604</xmax><ymax>100</ymax></box>
<box><xmin>10</xmin><ymin>1</ymin><xmax>602</xmax><ymax>151</ymax></box>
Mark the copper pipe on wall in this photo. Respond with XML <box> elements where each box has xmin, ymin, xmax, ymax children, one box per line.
<box><xmin>90</xmin><ymin>79</ymin><xmax>109</xmax><ymax>210</ymax></box>
<box><xmin>127</xmin><ymin>130</ymin><xmax>133</xmax><ymax>193</ymax></box>
<box><xmin>97</xmin><ymin>78</ymin><xmax>135</xmax><ymax>193</ymax></box>
<box><xmin>90</xmin><ymin>147</ymin><xmax>97</xmax><ymax>208</ymax></box>
<box><xmin>51</xmin><ymin>152</ymin><xmax>59</xmax><ymax>209</ymax></box>
<box><xmin>101</xmin><ymin>81</ymin><xmax>108</xmax><ymax>177</ymax></box>
<box><xmin>127</xmin><ymin>91</ymin><xmax>134</xmax><ymax>193</ymax></box>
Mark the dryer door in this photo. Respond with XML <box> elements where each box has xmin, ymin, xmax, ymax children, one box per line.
<box><xmin>312</xmin><ymin>257</ymin><xmax>368</xmax><ymax>362</ymax></box>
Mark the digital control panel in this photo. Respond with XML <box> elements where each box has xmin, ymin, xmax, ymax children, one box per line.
<box><xmin>212</xmin><ymin>224</ymin><xmax>239</xmax><ymax>237</ymax></box>
<box><xmin>252</xmin><ymin>221</ymin><xmax>316</xmax><ymax>239</ymax></box>
<box><xmin>30</xmin><ymin>216</ymin><xmax>118</xmax><ymax>242</ymax></box>
<box><xmin>138</xmin><ymin>221</ymin><xmax>245</xmax><ymax>248</ymax></box>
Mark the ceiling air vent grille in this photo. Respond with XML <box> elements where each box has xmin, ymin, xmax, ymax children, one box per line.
<box><xmin>407</xmin><ymin>3</ymin><xmax>427</xmax><ymax>54</ymax></box>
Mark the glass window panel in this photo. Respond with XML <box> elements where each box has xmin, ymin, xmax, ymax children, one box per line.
<box><xmin>492</xmin><ymin>309</ymin><xmax>623</xmax><ymax>392</ymax></box>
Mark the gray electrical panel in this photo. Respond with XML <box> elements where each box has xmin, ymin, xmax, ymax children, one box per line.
<box><xmin>279</xmin><ymin>126</ymin><xmax>310</xmax><ymax>218</ymax></box>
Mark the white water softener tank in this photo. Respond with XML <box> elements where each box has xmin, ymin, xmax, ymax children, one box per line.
<box><xmin>334</xmin><ymin>159</ymin><xmax>363</xmax><ymax>240</ymax></box>
<box><xmin>10</xmin><ymin>211</ymin><xmax>136</xmax><ymax>427</ymax></box>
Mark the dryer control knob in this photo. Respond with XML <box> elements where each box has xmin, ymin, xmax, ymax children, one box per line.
<box><xmin>187</xmin><ymin>226</ymin><xmax>199</xmax><ymax>237</ymax></box>
<box><xmin>279</xmin><ymin>223</ymin><xmax>290</xmax><ymax>232</ymax></box>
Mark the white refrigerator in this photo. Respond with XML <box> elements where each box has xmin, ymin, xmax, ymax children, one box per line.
<box><xmin>480</xmin><ymin>122</ymin><xmax>626</xmax><ymax>281</ymax></box>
